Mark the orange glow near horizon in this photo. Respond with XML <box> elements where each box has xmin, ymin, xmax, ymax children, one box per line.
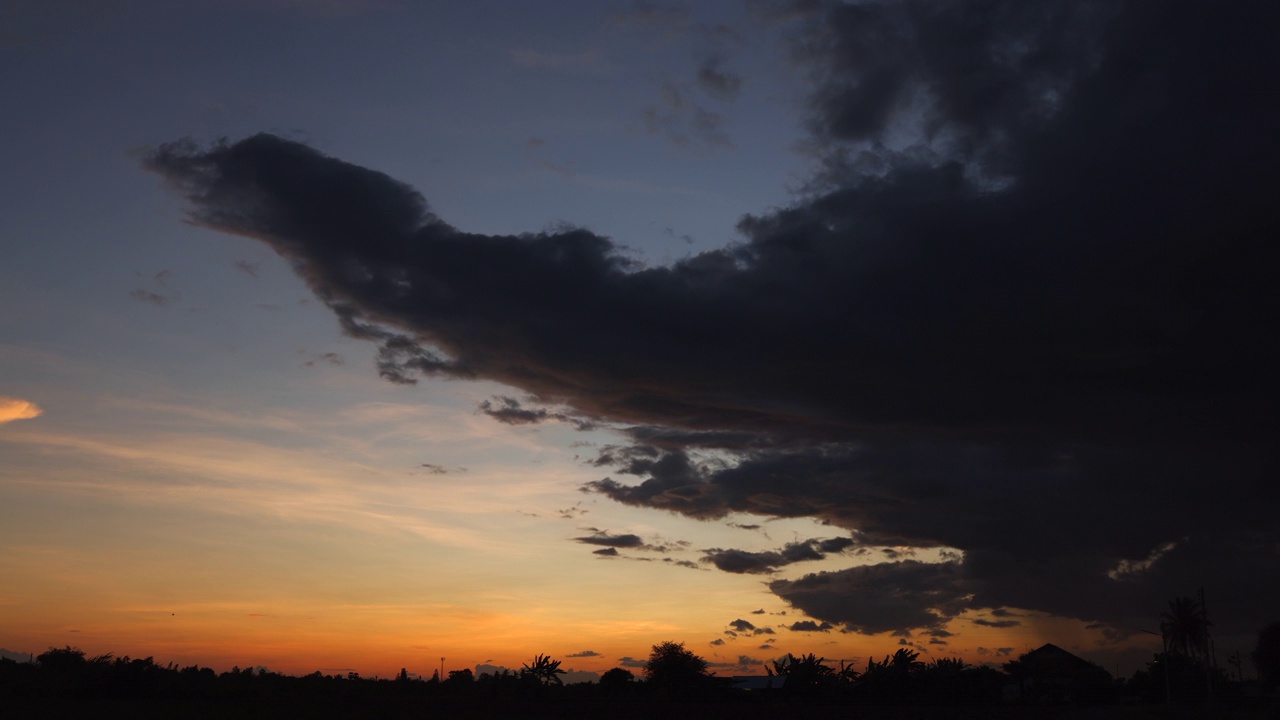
<box><xmin>0</xmin><ymin>386</ymin><xmax>1134</xmax><ymax>681</ymax></box>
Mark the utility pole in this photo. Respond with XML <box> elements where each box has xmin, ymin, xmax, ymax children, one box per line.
<box><xmin>1201</xmin><ymin>587</ymin><xmax>1213</xmax><ymax>702</ymax></box>
<box><xmin>1139</xmin><ymin>629</ymin><xmax>1170</xmax><ymax>704</ymax></box>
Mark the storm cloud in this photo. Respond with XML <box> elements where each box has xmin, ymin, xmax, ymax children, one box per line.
<box><xmin>144</xmin><ymin>0</ymin><xmax>1279</xmax><ymax>643</ymax></box>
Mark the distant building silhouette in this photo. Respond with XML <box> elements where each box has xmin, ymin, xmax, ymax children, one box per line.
<box><xmin>1005</xmin><ymin>643</ymin><xmax>1112</xmax><ymax>704</ymax></box>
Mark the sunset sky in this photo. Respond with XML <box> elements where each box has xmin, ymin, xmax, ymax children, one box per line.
<box><xmin>2</xmin><ymin>1</ymin><xmax>1277</xmax><ymax>681</ymax></box>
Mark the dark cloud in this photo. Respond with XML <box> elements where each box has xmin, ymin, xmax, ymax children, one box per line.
<box><xmin>566</xmin><ymin>650</ymin><xmax>601</xmax><ymax>658</ymax></box>
<box><xmin>701</xmin><ymin>536</ymin><xmax>853</xmax><ymax>574</ymax></box>
<box><xmin>592</xmin><ymin>547</ymin><xmax>619</xmax><ymax>557</ymax></box>
<box><xmin>750</xmin><ymin>608</ymin><xmax>766</xmax><ymax>615</ymax></box>
<box><xmin>480</xmin><ymin>396</ymin><xmax>594</xmax><ymax>430</ymax></box>
<box><xmin>709</xmin><ymin>638</ymin><xmax>725</xmax><ymax>646</ymax></box>
<box><xmin>616</xmin><ymin>656</ymin><xmax>646</xmax><ymax>668</ymax></box>
<box><xmin>479</xmin><ymin>396</ymin><xmax>552</xmax><ymax>425</ymax></box>
<box><xmin>788</xmin><ymin>620</ymin><xmax>833</xmax><ymax>632</ymax></box>
<box><xmin>696</xmin><ymin>58</ymin><xmax>741</xmax><ymax>101</ymax></box>
<box><xmin>144</xmin><ymin>0</ymin><xmax>1280</xmax><ymax>643</ymax></box>
<box><xmin>972</xmin><ymin>618</ymin><xmax>1020</xmax><ymax>629</ymax></box>
<box><xmin>575</xmin><ymin>531</ymin><xmax>644</xmax><ymax>549</ymax></box>
<box><xmin>770</xmin><ymin>560</ymin><xmax>972</xmax><ymax>635</ymax></box>
<box><xmin>726</xmin><ymin>618</ymin><xmax>774</xmax><ymax>637</ymax></box>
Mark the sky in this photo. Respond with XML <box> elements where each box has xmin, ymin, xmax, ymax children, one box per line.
<box><xmin>2</xmin><ymin>0</ymin><xmax>1277</xmax><ymax>681</ymax></box>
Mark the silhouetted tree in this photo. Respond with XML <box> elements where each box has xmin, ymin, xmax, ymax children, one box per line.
<box><xmin>859</xmin><ymin>648</ymin><xmax>922</xmax><ymax>701</ymax></box>
<box><xmin>1161</xmin><ymin>596</ymin><xmax>1211</xmax><ymax>661</ymax></box>
<box><xmin>1254</xmin><ymin>622</ymin><xmax>1280</xmax><ymax>688</ymax></box>
<box><xmin>599</xmin><ymin>667</ymin><xmax>634</xmax><ymax>687</ymax></box>
<box><xmin>36</xmin><ymin>647</ymin><xmax>90</xmax><ymax>674</ymax></box>
<box><xmin>644</xmin><ymin>641</ymin><xmax>710</xmax><ymax>690</ymax></box>
<box><xmin>1129</xmin><ymin>651</ymin><xmax>1227</xmax><ymax>703</ymax></box>
<box><xmin>769</xmin><ymin>653</ymin><xmax>834</xmax><ymax>691</ymax></box>
<box><xmin>446</xmin><ymin>668</ymin><xmax>472</xmax><ymax>682</ymax></box>
<box><xmin>837</xmin><ymin>659</ymin><xmax>861</xmax><ymax>684</ymax></box>
<box><xmin>520</xmin><ymin>653</ymin><xmax>566</xmax><ymax>686</ymax></box>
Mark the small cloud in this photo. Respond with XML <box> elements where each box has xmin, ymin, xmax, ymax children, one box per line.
<box><xmin>696</xmin><ymin>58</ymin><xmax>741</xmax><ymax>101</ymax></box>
<box><xmin>567</xmin><ymin>650</ymin><xmax>601</xmax><ymax>658</ymax></box>
<box><xmin>302</xmin><ymin>351</ymin><xmax>343</xmax><ymax>368</ymax></box>
<box><xmin>996</xmin><ymin>648</ymin><xmax>1014</xmax><ymax>656</ymax></box>
<box><xmin>972</xmin><ymin>618</ymin><xmax>1021</xmax><ymax>628</ymax></box>
<box><xmin>479</xmin><ymin>396</ymin><xmax>592</xmax><ymax>429</ymax></box>
<box><xmin>642</xmin><ymin>78</ymin><xmax>733</xmax><ymax>153</ymax></box>
<box><xmin>617</xmin><ymin>656</ymin><xmax>646</xmax><ymax>668</ymax></box>
<box><xmin>130</xmin><ymin>289</ymin><xmax>169</xmax><ymax>306</ymax></box>
<box><xmin>751</xmin><ymin>608</ymin><xmax>766</xmax><ymax>615</ymax></box>
<box><xmin>575</xmin><ymin>530</ymin><xmax>644</xmax><ymax>548</ymax></box>
<box><xmin>0</xmin><ymin>397</ymin><xmax>42</xmax><ymax>424</ymax></box>
<box><xmin>710</xmin><ymin>638</ymin><xmax>725</xmax><ymax>646</ymax></box>
<box><xmin>788</xmin><ymin>620</ymin><xmax>833</xmax><ymax>632</ymax></box>
<box><xmin>593</xmin><ymin>547</ymin><xmax>619</xmax><ymax>557</ymax></box>
<box><xmin>480</xmin><ymin>396</ymin><xmax>549</xmax><ymax>424</ymax></box>
<box><xmin>234</xmin><ymin>259</ymin><xmax>260</xmax><ymax>278</ymax></box>
<box><xmin>558</xmin><ymin>503</ymin><xmax>588</xmax><ymax>519</ymax></box>
<box><xmin>729</xmin><ymin>618</ymin><xmax>756</xmax><ymax>632</ymax></box>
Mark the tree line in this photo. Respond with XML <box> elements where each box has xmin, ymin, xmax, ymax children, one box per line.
<box><xmin>3</xmin><ymin>600</ymin><xmax>1277</xmax><ymax>716</ymax></box>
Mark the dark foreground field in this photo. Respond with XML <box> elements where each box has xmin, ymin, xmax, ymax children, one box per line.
<box><xmin>7</xmin><ymin>696</ymin><xmax>1279</xmax><ymax>720</ymax></box>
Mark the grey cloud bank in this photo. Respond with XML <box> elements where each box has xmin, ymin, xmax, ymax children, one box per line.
<box><xmin>144</xmin><ymin>1</ymin><xmax>1279</xmax><ymax>646</ymax></box>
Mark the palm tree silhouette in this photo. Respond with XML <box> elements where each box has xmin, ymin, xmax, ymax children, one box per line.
<box><xmin>520</xmin><ymin>654</ymin><xmax>566</xmax><ymax>685</ymax></box>
<box><xmin>1160</xmin><ymin>596</ymin><xmax>1211</xmax><ymax>661</ymax></box>
<box><xmin>769</xmin><ymin>653</ymin><xmax>834</xmax><ymax>689</ymax></box>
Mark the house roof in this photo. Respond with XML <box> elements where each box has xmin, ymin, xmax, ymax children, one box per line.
<box><xmin>1021</xmin><ymin>644</ymin><xmax>1111</xmax><ymax>679</ymax></box>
